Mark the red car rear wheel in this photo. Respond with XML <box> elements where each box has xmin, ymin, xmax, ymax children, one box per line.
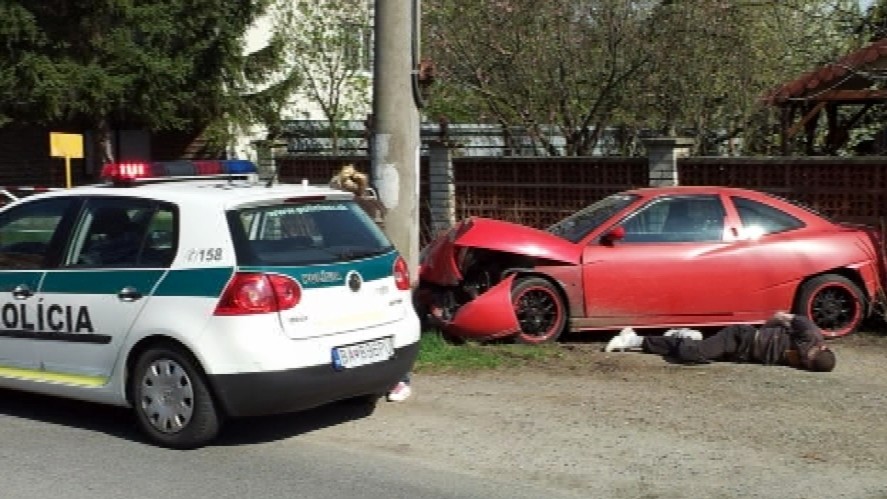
<box><xmin>511</xmin><ymin>277</ymin><xmax>566</xmax><ymax>344</ymax></box>
<box><xmin>794</xmin><ymin>274</ymin><xmax>865</xmax><ymax>338</ymax></box>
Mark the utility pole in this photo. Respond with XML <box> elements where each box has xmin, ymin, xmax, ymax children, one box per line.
<box><xmin>372</xmin><ymin>0</ymin><xmax>421</xmax><ymax>283</ymax></box>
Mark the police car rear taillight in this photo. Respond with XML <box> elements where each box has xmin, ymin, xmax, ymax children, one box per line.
<box><xmin>268</xmin><ymin>274</ymin><xmax>301</xmax><ymax>309</ymax></box>
<box><xmin>214</xmin><ymin>273</ymin><xmax>301</xmax><ymax>315</ymax></box>
<box><xmin>393</xmin><ymin>256</ymin><xmax>411</xmax><ymax>291</ymax></box>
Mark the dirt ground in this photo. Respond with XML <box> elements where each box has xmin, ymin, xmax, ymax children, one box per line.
<box><xmin>302</xmin><ymin>331</ymin><xmax>887</xmax><ymax>499</ymax></box>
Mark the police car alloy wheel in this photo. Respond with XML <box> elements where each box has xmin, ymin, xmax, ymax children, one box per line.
<box><xmin>132</xmin><ymin>345</ymin><xmax>221</xmax><ymax>449</ymax></box>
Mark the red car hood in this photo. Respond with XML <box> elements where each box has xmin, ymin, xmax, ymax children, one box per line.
<box><xmin>420</xmin><ymin>217</ymin><xmax>581</xmax><ymax>286</ymax></box>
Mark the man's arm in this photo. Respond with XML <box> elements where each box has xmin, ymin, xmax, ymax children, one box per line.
<box><xmin>771</xmin><ymin>312</ymin><xmax>828</xmax><ymax>369</ymax></box>
<box><xmin>770</xmin><ymin>311</ymin><xmax>822</xmax><ymax>341</ymax></box>
<box><xmin>788</xmin><ymin>315</ymin><xmax>822</xmax><ymax>342</ymax></box>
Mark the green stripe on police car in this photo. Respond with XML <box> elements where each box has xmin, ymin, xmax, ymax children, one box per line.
<box><xmin>240</xmin><ymin>250</ymin><xmax>398</xmax><ymax>289</ymax></box>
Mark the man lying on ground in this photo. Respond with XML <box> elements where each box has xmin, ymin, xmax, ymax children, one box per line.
<box><xmin>604</xmin><ymin>312</ymin><xmax>836</xmax><ymax>372</ymax></box>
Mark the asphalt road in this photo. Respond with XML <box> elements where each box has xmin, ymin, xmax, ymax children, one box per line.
<box><xmin>0</xmin><ymin>389</ymin><xmax>581</xmax><ymax>499</ymax></box>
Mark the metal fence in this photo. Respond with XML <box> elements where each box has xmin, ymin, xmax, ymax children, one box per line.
<box><xmin>677</xmin><ymin>157</ymin><xmax>887</xmax><ymax>231</ymax></box>
<box><xmin>276</xmin><ymin>154</ymin><xmax>887</xmax><ymax>247</ymax></box>
<box><xmin>452</xmin><ymin>157</ymin><xmax>648</xmax><ymax>229</ymax></box>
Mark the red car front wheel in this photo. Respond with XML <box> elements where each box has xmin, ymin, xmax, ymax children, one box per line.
<box><xmin>794</xmin><ymin>274</ymin><xmax>865</xmax><ymax>338</ymax></box>
<box><xmin>511</xmin><ymin>277</ymin><xmax>566</xmax><ymax>344</ymax></box>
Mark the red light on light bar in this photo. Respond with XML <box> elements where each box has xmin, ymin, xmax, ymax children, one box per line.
<box><xmin>101</xmin><ymin>162</ymin><xmax>152</xmax><ymax>181</ymax></box>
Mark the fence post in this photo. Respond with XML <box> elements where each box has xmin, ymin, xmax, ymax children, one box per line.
<box><xmin>428</xmin><ymin>140</ymin><xmax>456</xmax><ymax>235</ymax></box>
<box><xmin>643</xmin><ymin>137</ymin><xmax>695</xmax><ymax>186</ymax></box>
<box><xmin>254</xmin><ymin>139</ymin><xmax>288</xmax><ymax>181</ymax></box>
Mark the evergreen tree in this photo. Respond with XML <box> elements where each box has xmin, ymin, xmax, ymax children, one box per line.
<box><xmin>0</xmin><ymin>0</ymin><xmax>295</xmax><ymax>160</ymax></box>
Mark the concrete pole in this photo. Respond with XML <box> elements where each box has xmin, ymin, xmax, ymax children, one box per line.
<box><xmin>372</xmin><ymin>0</ymin><xmax>421</xmax><ymax>283</ymax></box>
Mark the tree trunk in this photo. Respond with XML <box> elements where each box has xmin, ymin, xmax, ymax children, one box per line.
<box><xmin>97</xmin><ymin>118</ymin><xmax>115</xmax><ymax>165</ymax></box>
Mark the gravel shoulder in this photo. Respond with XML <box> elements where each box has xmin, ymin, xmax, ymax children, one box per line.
<box><xmin>300</xmin><ymin>333</ymin><xmax>887</xmax><ymax>499</ymax></box>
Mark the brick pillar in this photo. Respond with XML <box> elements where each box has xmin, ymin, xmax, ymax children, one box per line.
<box><xmin>643</xmin><ymin>137</ymin><xmax>695</xmax><ymax>186</ymax></box>
<box><xmin>252</xmin><ymin>140</ymin><xmax>273</xmax><ymax>179</ymax></box>
<box><xmin>428</xmin><ymin>140</ymin><xmax>455</xmax><ymax>235</ymax></box>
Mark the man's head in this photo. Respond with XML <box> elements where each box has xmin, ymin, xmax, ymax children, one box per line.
<box><xmin>332</xmin><ymin>164</ymin><xmax>368</xmax><ymax>197</ymax></box>
<box><xmin>807</xmin><ymin>345</ymin><xmax>836</xmax><ymax>372</ymax></box>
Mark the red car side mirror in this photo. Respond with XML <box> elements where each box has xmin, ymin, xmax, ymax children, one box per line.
<box><xmin>601</xmin><ymin>226</ymin><xmax>626</xmax><ymax>244</ymax></box>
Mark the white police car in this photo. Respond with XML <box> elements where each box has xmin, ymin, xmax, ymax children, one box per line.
<box><xmin>0</xmin><ymin>160</ymin><xmax>420</xmax><ymax>448</ymax></box>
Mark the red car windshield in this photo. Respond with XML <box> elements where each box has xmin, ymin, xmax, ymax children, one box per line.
<box><xmin>546</xmin><ymin>194</ymin><xmax>638</xmax><ymax>243</ymax></box>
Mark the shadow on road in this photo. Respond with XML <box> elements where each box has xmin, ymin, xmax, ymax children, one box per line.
<box><xmin>0</xmin><ymin>388</ymin><xmax>140</xmax><ymax>441</ymax></box>
<box><xmin>215</xmin><ymin>398</ymin><xmax>378</xmax><ymax>446</ymax></box>
<box><xmin>0</xmin><ymin>388</ymin><xmax>378</xmax><ymax>448</ymax></box>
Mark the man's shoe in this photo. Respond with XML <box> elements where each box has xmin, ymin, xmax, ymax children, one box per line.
<box><xmin>605</xmin><ymin>327</ymin><xmax>644</xmax><ymax>352</ymax></box>
<box><xmin>386</xmin><ymin>381</ymin><xmax>412</xmax><ymax>402</ymax></box>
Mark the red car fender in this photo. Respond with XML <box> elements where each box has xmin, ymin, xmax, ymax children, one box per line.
<box><xmin>420</xmin><ymin>224</ymin><xmax>465</xmax><ymax>286</ymax></box>
<box><xmin>447</xmin><ymin>274</ymin><xmax>520</xmax><ymax>340</ymax></box>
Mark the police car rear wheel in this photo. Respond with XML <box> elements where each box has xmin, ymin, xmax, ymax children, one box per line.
<box><xmin>132</xmin><ymin>346</ymin><xmax>221</xmax><ymax>449</ymax></box>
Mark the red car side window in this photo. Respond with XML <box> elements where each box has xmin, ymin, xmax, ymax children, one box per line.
<box><xmin>731</xmin><ymin>197</ymin><xmax>804</xmax><ymax>236</ymax></box>
<box><xmin>620</xmin><ymin>195</ymin><xmax>726</xmax><ymax>243</ymax></box>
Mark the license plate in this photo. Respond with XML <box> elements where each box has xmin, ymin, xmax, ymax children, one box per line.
<box><xmin>332</xmin><ymin>336</ymin><xmax>394</xmax><ymax>370</ymax></box>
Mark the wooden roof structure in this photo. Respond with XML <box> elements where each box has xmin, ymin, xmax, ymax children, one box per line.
<box><xmin>764</xmin><ymin>38</ymin><xmax>887</xmax><ymax>155</ymax></box>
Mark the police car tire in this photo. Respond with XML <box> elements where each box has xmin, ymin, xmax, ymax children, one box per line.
<box><xmin>131</xmin><ymin>346</ymin><xmax>221</xmax><ymax>449</ymax></box>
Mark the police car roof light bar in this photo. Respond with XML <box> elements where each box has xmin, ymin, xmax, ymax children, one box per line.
<box><xmin>101</xmin><ymin>160</ymin><xmax>258</xmax><ymax>185</ymax></box>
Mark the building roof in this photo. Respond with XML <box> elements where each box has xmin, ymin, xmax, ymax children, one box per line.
<box><xmin>765</xmin><ymin>38</ymin><xmax>887</xmax><ymax>105</ymax></box>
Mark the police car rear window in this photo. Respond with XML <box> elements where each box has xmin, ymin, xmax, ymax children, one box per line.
<box><xmin>227</xmin><ymin>201</ymin><xmax>394</xmax><ymax>266</ymax></box>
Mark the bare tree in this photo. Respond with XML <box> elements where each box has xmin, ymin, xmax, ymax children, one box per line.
<box><xmin>424</xmin><ymin>0</ymin><xmax>655</xmax><ymax>156</ymax></box>
<box><xmin>632</xmin><ymin>0</ymin><xmax>862</xmax><ymax>155</ymax></box>
<box><xmin>279</xmin><ymin>0</ymin><xmax>372</xmax><ymax>154</ymax></box>
<box><xmin>423</xmin><ymin>0</ymin><xmax>865</xmax><ymax>156</ymax></box>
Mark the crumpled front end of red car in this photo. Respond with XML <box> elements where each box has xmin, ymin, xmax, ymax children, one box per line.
<box><xmin>418</xmin><ymin>217</ymin><xmax>579</xmax><ymax>341</ymax></box>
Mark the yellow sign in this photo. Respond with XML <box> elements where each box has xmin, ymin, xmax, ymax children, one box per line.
<box><xmin>49</xmin><ymin>132</ymin><xmax>84</xmax><ymax>188</ymax></box>
<box><xmin>50</xmin><ymin>132</ymin><xmax>84</xmax><ymax>159</ymax></box>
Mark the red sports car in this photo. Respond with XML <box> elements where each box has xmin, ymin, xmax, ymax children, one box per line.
<box><xmin>418</xmin><ymin>186</ymin><xmax>886</xmax><ymax>343</ymax></box>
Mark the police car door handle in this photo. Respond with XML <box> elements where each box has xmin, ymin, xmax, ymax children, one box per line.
<box><xmin>11</xmin><ymin>285</ymin><xmax>32</xmax><ymax>299</ymax></box>
<box><xmin>117</xmin><ymin>287</ymin><xmax>143</xmax><ymax>302</ymax></box>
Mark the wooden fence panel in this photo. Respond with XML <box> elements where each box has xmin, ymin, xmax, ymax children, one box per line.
<box><xmin>453</xmin><ymin>157</ymin><xmax>647</xmax><ymax>230</ymax></box>
<box><xmin>678</xmin><ymin>157</ymin><xmax>887</xmax><ymax>244</ymax></box>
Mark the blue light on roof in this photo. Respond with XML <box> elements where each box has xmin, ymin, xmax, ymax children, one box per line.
<box><xmin>222</xmin><ymin>160</ymin><xmax>257</xmax><ymax>174</ymax></box>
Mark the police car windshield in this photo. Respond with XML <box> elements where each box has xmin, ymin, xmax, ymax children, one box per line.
<box><xmin>227</xmin><ymin>200</ymin><xmax>394</xmax><ymax>266</ymax></box>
